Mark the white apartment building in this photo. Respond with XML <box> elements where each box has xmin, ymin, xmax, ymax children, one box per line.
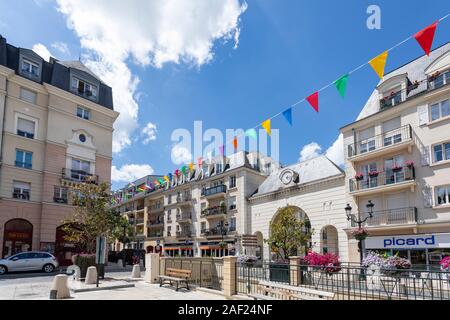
<box><xmin>112</xmin><ymin>151</ymin><xmax>279</xmax><ymax>258</ymax></box>
<box><xmin>341</xmin><ymin>43</ymin><xmax>450</xmax><ymax>266</ymax></box>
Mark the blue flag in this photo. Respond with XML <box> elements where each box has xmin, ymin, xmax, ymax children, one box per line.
<box><xmin>282</xmin><ymin>108</ymin><xmax>293</xmax><ymax>126</ymax></box>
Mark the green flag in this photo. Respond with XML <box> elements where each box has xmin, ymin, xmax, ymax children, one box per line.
<box><xmin>245</xmin><ymin>128</ymin><xmax>258</xmax><ymax>139</ymax></box>
<box><xmin>335</xmin><ymin>74</ymin><xmax>349</xmax><ymax>98</ymax></box>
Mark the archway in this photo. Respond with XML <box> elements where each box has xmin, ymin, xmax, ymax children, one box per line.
<box><xmin>269</xmin><ymin>206</ymin><xmax>312</xmax><ymax>259</ymax></box>
<box><xmin>254</xmin><ymin>231</ymin><xmax>264</xmax><ymax>261</ymax></box>
<box><xmin>146</xmin><ymin>245</ymin><xmax>154</xmax><ymax>253</ymax></box>
<box><xmin>2</xmin><ymin>219</ymin><xmax>33</xmax><ymax>258</ymax></box>
<box><xmin>321</xmin><ymin>225</ymin><xmax>339</xmax><ymax>255</ymax></box>
<box><xmin>54</xmin><ymin>224</ymin><xmax>83</xmax><ymax>266</ymax></box>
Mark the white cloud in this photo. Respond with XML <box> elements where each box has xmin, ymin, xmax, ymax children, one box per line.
<box><xmin>171</xmin><ymin>144</ymin><xmax>192</xmax><ymax>165</ymax></box>
<box><xmin>51</xmin><ymin>42</ymin><xmax>70</xmax><ymax>55</ymax></box>
<box><xmin>56</xmin><ymin>0</ymin><xmax>248</xmax><ymax>153</ymax></box>
<box><xmin>142</xmin><ymin>122</ymin><xmax>157</xmax><ymax>144</ymax></box>
<box><xmin>111</xmin><ymin>164</ymin><xmax>154</xmax><ymax>183</ymax></box>
<box><xmin>32</xmin><ymin>43</ymin><xmax>52</xmax><ymax>62</ymax></box>
<box><xmin>299</xmin><ymin>142</ymin><xmax>322</xmax><ymax>162</ymax></box>
<box><xmin>298</xmin><ymin>135</ymin><xmax>345</xmax><ymax>167</ymax></box>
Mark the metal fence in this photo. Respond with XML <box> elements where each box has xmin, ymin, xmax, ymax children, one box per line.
<box><xmin>236</xmin><ymin>262</ymin><xmax>450</xmax><ymax>300</ymax></box>
<box><xmin>162</xmin><ymin>257</ymin><xmax>223</xmax><ymax>290</ymax></box>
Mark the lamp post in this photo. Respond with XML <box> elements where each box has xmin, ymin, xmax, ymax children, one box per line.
<box><xmin>345</xmin><ymin>201</ymin><xmax>374</xmax><ymax>279</ymax></box>
<box><xmin>218</xmin><ymin>221</ymin><xmax>229</xmax><ymax>257</ymax></box>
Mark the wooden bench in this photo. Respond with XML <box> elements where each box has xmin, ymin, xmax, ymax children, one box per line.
<box><xmin>249</xmin><ymin>281</ymin><xmax>335</xmax><ymax>300</ymax></box>
<box><xmin>159</xmin><ymin>268</ymin><xmax>192</xmax><ymax>291</ymax></box>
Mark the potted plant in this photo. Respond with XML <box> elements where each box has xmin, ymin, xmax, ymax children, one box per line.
<box><xmin>392</xmin><ymin>165</ymin><xmax>403</xmax><ymax>173</ymax></box>
<box><xmin>351</xmin><ymin>228</ymin><xmax>369</xmax><ymax>241</ymax></box>
<box><xmin>362</xmin><ymin>251</ymin><xmax>411</xmax><ymax>277</ymax></box>
<box><xmin>355</xmin><ymin>173</ymin><xmax>364</xmax><ymax>181</ymax></box>
<box><xmin>237</xmin><ymin>255</ymin><xmax>258</xmax><ymax>266</ymax></box>
<box><xmin>303</xmin><ymin>251</ymin><xmax>341</xmax><ymax>275</ymax></box>
<box><xmin>440</xmin><ymin>256</ymin><xmax>450</xmax><ymax>272</ymax></box>
<box><xmin>368</xmin><ymin>170</ymin><xmax>380</xmax><ymax>177</ymax></box>
<box><xmin>406</xmin><ymin>161</ymin><xmax>414</xmax><ymax>169</ymax></box>
<box><xmin>218</xmin><ymin>241</ymin><xmax>227</xmax><ymax>249</ymax></box>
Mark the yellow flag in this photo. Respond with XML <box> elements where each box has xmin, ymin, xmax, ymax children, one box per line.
<box><xmin>164</xmin><ymin>175</ymin><xmax>169</xmax><ymax>182</ymax></box>
<box><xmin>369</xmin><ymin>51</ymin><xmax>388</xmax><ymax>79</ymax></box>
<box><xmin>262</xmin><ymin>119</ymin><xmax>271</xmax><ymax>136</ymax></box>
<box><xmin>189</xmin><ymin>162</ymin><xmax>193</xmax><ymax>172</ymax></box>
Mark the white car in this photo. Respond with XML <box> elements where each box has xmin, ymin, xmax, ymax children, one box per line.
<box><xmin>0</xmin><ymin>251</ymin><xmax>59</xmax><ymax>274</ymax></box>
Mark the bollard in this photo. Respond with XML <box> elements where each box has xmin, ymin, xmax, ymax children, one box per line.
<box><xmin>85</xmin><ymin>266</ymin><xmax>98</xmax><ymax>284</ymax></box>
<box><xmin>131</xmin><ymin>264</ymin><xmax>141</xmax><ymax>278</ymax></box>
<box><xmin>66</xmin><ymin>265</ymin><xmax>81</xmax><ymax>281</ymax></box>
<box><xmin>51</xmin><ymin>274</ymin><xmax>70</xmax><ymax>299</ymax></box>
<box><xmin>117</xmin><ymin>259</ymin><xmax>124</xmax><ymax>268</ymax></box>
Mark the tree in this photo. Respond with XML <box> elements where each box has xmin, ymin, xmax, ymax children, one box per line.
<box><xmin>265</xmin><ymin>207</ymin><xmax>313</xmax><ymax>261</ymax></box>
<box><xmin>61</xmin><ymin>182</ymin><xmax>131</xmax><ymax>253</ymax></box>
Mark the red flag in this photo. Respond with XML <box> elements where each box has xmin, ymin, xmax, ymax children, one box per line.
<box><xmin>306</xmin><ymin>91</ymin><xmax>319</xmax><ymax>112</ymax></box>
<box><xmin>414</xmin><ymin>21</ymin><xmax>438</xmax><ymax>56</ymax></box>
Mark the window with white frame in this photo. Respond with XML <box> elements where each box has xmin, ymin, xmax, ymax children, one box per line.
<box><xmin>201</xmin><ymin>222</ymin><xmax>207</xmax><ymax>232</ymax></box>
<box><xmin>15</xmin><ymin>149</ymin><xmax>32</xmax><ymax>169</ymax></box>
<box><xmin>229</xmin><ymin>217</ymin><xmax>236</xmax><ymax>232</ymax></box>
<box><xmin>229</xmin><ymin>196</ymin><xmax>237</xmax><ymax>210</ymax></box>
<box><xmin>229</xmin><ymin>175</ymin><xmax>236</xmax><ymax>189</ymax></box>
<box><xmin>71</xmin><ymin>76</ymin><xmax>98</xmax><ymax>99</ymax></box>
<box><xmin>21</xmin><ymin>59</ymin><xmax>40</xmax><ymax>77</ymax></box>
<box><xmin>20</xmin><ymin>88</ymin><xmax>37</xmax><ymax>104</ymax></box>
<box><xmin>16</xmin><ymin>117</ymin><xmax>36</xmax><ymax>139</ymax></box>
<box><xmin>216</xmin><ymin>162</ymin><xmax>223</xmax><ymax>174</ymax></box>
<box><xmin>429</xmin><ymin>69</ymin><xmax>450</xmax><ymax>90</ymax></box>
<box><xmin>13</xmin><ymin>181</ymin><xmax>30</xmax><ymax>200</ymax></box>
<box><xmin>76</xmin><ymin>106</ymin><xmax>90</xmax><ymax>120</ymax></box>
<box><xmin>430</xmin><ymin>99</ymin><xmax>450</xmax><ymax>122</ymax></box>
<box><xmin>435</xmin><ymin>185</ymin><xmax>450</xmax><ymax>206</ymax></box>
<box><xmin>54</xmin><ymin>186</ymin><xmax>68</xmax><ymax>204</ymax></box>
<box><xmin>433</xmin><ymin>142</ymin><xmax>450</xmax><ymax>163</ymax></box>
<box><xmin>71</xmin><ymin>158</ymin><xmax>90</xmax><ymax>181</ymax></box>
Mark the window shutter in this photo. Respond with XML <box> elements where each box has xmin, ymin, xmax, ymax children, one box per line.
<box><xmin>382</xmin><ymin>117</ymin><xmax>401</xmax><ymax>133</ymax></box>
<box><xmin>421</xmin><ymin>146</ymin><xmax>430</xmax><ymax>166</ymax></box>
<box><xmin>422</xmin><ymin>185</ymin><xmax>433</xmax><ymax>208</ymax></box>
<box><xmin>17</xmin><ymin>118</ymin><xmax>35</xmax><ymax>133</ymax></box>
<box><xmin>13</xmin><ymin>181</ymin><xmax>30</xmax><ymax>190</ymax></box>
<box><xmin>418</xmin><ymin>104</ymin><xmax>429</xmax><ymax>126</ymax></box>
<box><xmin>358</xmin><ymin>127</ymin><xmax>375</xmax><ymax>141</ymax></box>
<box><xmin>20</xmin><ymin>88</ymin><xmax>37</xmax><ymax>104</ymax></box>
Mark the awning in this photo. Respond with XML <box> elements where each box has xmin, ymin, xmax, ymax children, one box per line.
<box><xmin>200</xmin><ymin>246</ymin><xmax>226</xmax><ymax>250</ymax></box>
<box><xmin>163</xmin><ymin>247</ymin><xmax>193</xmax><ymax>251</ymax></box>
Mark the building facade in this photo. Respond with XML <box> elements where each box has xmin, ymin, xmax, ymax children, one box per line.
<box><xmin>0</xmin><ymin>36</ymin><xmax>119</xmax><ymax>264</ymax></box>
<box><xmin>112</xmin><ymin>152</ymin><xmax>279</xmax><ymax>258</ymax></box>
<box><xmin>341</xmin><ymin>43</ymin><xmax>450</xmax><ymax>266</ymax></box>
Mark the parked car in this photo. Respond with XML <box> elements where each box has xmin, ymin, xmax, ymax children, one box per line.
<box><xmin>0</xmin><ymin>251</ymin><xmax>59</xmax><ymax>275</ymax></box>
<box><xmin>116</xmin><ymin>249</ymin><xmax>145</xmax><ymax>265</ymax></box>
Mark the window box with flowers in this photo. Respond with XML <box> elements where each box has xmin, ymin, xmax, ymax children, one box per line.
<box><xmin>392</xmin><ymin>165</ymin><xmax>403</xmax><ymax>173</ymax></box>
<box><xmin>303</xmin><ymin>251</ymin><xmax>342</xmax><ymax>275</ymax></box>
<box><xmin>406</xmin><ymin>161</ymin><xmax>414</xmax><ymax>169</ymax></box>
<box><xmin>368</xmin><ymin>170</ymin><xmax>380</xmax><ymax>178</ymax></box>
<box><xmin>355</xmin><ymin>173</ymin><xmax>364</xmax><ymax>181</ymax></box>
<box><xmin>440</xmin><ymin>256</ymin><xmax>450</xmax><ymax>280</ymax></box>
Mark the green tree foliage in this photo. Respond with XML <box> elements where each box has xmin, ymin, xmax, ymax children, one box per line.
<box><xmin>265</xmin><ymin>207</ymin><xmax>313</xmax><ymax>260</ymax></box>
<box><xmin>61</xmin><ymin>182</ymin><xmax>131</xmax><ymax>253</ymax></box>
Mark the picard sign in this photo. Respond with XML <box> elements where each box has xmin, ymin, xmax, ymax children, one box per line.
<box><xmin>241</xmin><ymin>235</ymin><xmax>258</xmax><ymax>247</ymax></box>
<box><xmin>365</xmin><ymin>233</ymin><xmax>450</xmax><ymax>249</ymax></box>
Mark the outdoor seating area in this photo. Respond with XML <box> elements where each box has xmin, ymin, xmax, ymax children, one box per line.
<box><xmin>159</xmin><ymin>268</ymin><xmax>192</xmax><ymax>291</ymax></box>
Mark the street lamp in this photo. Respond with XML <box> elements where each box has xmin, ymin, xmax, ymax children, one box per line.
<box><xmin>345</xmin><ymin>201</ymin><xmax>374</xmax><ymax>279</ymax></box>
<box><xmin>218</xmin><ymin>221</ymin><xmax>229</xmax><ymax>257</ymax></box>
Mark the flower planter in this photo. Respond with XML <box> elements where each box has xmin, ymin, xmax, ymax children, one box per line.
<box><xmin>392</xmin><ymin>167</ymin><xmax>403</xmax><ymax>173</ymax></box>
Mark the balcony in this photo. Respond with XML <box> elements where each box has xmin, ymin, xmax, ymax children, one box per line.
<box><xmin>135</xmin><ymin>218</ymin><xmax>145</xmax><ymax>225</ymax></box>
<box><xmin>201</xmin><ymin>228</ymin><xmax>228</xmax><ymax>238</ymax></box>
<box><xmin>176</xmin><ymin>231</ymin><xmax>191</xmax><ymax>238</ymax></box>
<box><xmin>61</xmin><ymin>168</ymin><xmax>99</xmax><ymax>185</ymax></box>
<box><xmin>176</xmin><ymin>195</ymin><xmax>193</xmax><ymax>206</ymax></box>
<box><xmin>147</xmin><ymin>232</ymin><xmax>163</xmax><ymax>239</ymax></box>
<box><xmin>351</xmin><ymin>207</ymin><xmax>418</xmax><ymax>228</ymax></box>
<box><xmin>147</xmin><ymin>219</ymin><xmax>164</xmax><ymax>228</ymax></box>
<box><xmin>148</xmin><ymin>204</ymin><xmax>164</xmax><ymax>214</ymax></box>
<box><xmin>201</xmin><ymin>185</ymin><xmax>226</xmax><ymax>199</ymax></box>
<box><xmin>347</xmin><ymin>125</ymin><xmax>413</xmax><ymax>162</ymax></box>
<box><xmin>349</xmin><ymin>166</ymin><xmax>416</xmax><ymax>196</ymax></box>
<box><xmin>176</xmin><ymin>212</ymin><xmax>192</xmax><ymax>224</ymax></box>
<box><xmin>201</xmin><ymin>206</ymin><xmax>227</xmax><ymax>219</ymax></box>
<box><xmin>136</xmin><ymin>204</ymin><xmax>145</xmax><ymax>211</ymax></box>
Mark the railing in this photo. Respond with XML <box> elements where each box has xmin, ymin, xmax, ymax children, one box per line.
<box><xmin>135</xmin><ymin>218</ymin><xmax>145</xmax><ymax>225</ymax></box>
<box><xmin>162</xmin><ymin>257</ymin><xmax>224</xmax><ymax>291</ymax></box>
<box><xmin>62</xmin><ymin>168</ymin><xmax>99</xmax><ymax>185</ymax></box>
<box><xmin>176</xmin><ymin>213</ymin><xmax>192</xmax><ymax>222</ymax></box>
<box><xmin>201</xmin><ymin>228</ymin><xmax>227</xmax><ymax>237</ymax></box>
<box><xmin>202</xmin><ymin>185</ymin><xmax>227</xmax><ymax>197</ymax></box>
<box><xmin>201</xmin><ymin>206</ymin><xmax>227</xmax><ymax>217</ymax></box>
<box><xmin>149</xmin><ymin>204</ymin><xmax>163</xmax><ymax>212</ymax></box>
<box><xmin>351</xmin><ymin>207</ymin><xmax>418</xmax><ymax>227</ymax></box>
<box><xmin>136</xmin><ymin>204</ymin><xmax>145</xmax><ymax>211</ymax></box>
<box><xmin>176</xmin><ymin>231</ymin><xmax>191</xmax><ymax>238</ymax></box>
<box><xmin>349</xmin><ymin>166</ymin><xmax>415</xmax><ymax>193</ymax></box>
<box><xmin>148</xmin><ymin>232</ymin><xmax>162</xmax><ymax>238</ymax></box>
<box><xmin>347</xmin><ymin>125</ymin><xmax>412</xmax><ymax>158</ymax></box>
<box><xmin>147</xmin><ymin>219</ymin><xmax>164</xmax><ymax>227</ymax></box>
<box><xmin>13</xmin><ymin>192</ymin><xmax>30</xmax><ymax>201</ymax></box>
<box><xmin>235</xmin><ymin>262</ymin><xmax>450</xmax><ymax>300</ymax></box>
<box><xmin>176</xmin><ymin>195</ymin><xmax>192</xmax><ymax>203</ymax></box>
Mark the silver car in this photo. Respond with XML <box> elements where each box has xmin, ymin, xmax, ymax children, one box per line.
<box><xmin>0</xmin><ymin>251</ymin><xmax>59</xmax><ymax>274</ymax></box>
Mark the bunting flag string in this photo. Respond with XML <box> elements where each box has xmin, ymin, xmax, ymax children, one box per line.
<box><xmin>414</xmin><ymin>21</ymin><xmax>438</xmax><ymax>56</ymax></box>
<box><xmin>262</xmin><ymin>119</ymin><xmax>271</xmax><ymax>136</ymax></box>
<box><xmin>369</xmin><ymin>51</ymin><xmax>389</xmax><ymax>79</ymax></box>
<box><xmin>335</xmin><ymin>74</ymin><xmax>349</xmax><ymax>98</ymax></box>
<box><xmin>245</xmin><ymin>128</ymin><xmax>258</xmax><ymax>139</ymax></box>
<box><xmin>306</xmin><ymin>92</ymin><xmax>319</xmax><ymax>112</ymax></box>
<box><xmin>282</xmin><ymin>108</ymin><xmax>293</xmax><ymax>126</ymax></box>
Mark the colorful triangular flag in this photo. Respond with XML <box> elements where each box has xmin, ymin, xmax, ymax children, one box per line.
<box><xmin>414</xmin><ymin>21</ymin><xmax>438</xmax><ymax>56</ymax></box>
<box><xmin>262</xmin><ymin>119</ymin><xmax>271</xmax><ymax>136</ymax></box>
<box><xmin>335</xmin><ymin>74</ymin><xmax>349</xmax><ymax>98</ymax></box>
<box><xmin>233</xmin><ymin>137</ymin><xmax>238</xmax><ymax>151</ymax></box>
<box><xmin>245</xmin><ymin>128</ymin><xmax>258</xmax><ymax>139</ymax></box>
<box><xmin>306</xmin><ymin>92</ymin><xmax>319</xmax><ymax>112</ymax></box>
<box><xmin>189</xmin><ymin>162</ymin><xmax>194</xmax><ymax>172</ymax></box>
<box><xmin>282</xmin><ymin>108</ymin><xmax>293</xmax><ymax>126</ymax></box>
<box><xmin>369</xmin><ymin>51</ymin><xmax>388</xmax><ymax>79</ymax></box>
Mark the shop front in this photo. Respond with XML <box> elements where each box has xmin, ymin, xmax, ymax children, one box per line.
<box><xmin>2</xmin><ymin>219</ymin><xmax>33</xmax><ymax>258</ymax></box>
<box><xmin>163</xmin><ymin>242</ymin><xmax>194</xmax><ymax>257</ymax></box>
<box><xmin>200</xmin><ymin>240</ymin><xmax>236</xmax><ymax>257</ymax></box>
<box><xmin>365</xmin><ymin>233</ymin><xmax>450</xmax><ymax>269</ymax></box>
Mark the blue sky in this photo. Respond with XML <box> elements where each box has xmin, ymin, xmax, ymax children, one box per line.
<box><xmin>0</xmin><ymin>0</ymin><xmax>449</xmax><ymax>190</ymax></box>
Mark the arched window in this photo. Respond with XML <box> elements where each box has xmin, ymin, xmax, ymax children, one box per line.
<box><xmin>3</xmin><ymin>219</ymin><xmax>33</xmax><ymax>258</ymax></box>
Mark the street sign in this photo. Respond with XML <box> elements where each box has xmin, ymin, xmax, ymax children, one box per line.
<box><xmin>95</xmin><ymin>236</ymin><xmax>107</xmax><ymax>264</ymax></box>
<box><xmin>156</xmin><ymin>239</ymin><xmax>161</xmax><ymax>245</ymax></box>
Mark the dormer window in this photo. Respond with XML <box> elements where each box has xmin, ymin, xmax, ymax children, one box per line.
<box><xmin>380</xmin><ymin>86</ymin><xmax>403</xmax><ymax>110</ymax></box>
<box><xmin>71</xmin><ymin>76</ymin><xmax>98</xmax><ymax>100</ymax></box>
<box><xmin>429</xmin><ymin>69</ymin><xmax>450</xmax><ymax>90</ymax></box>
<box><xmin>21</xmin><ymin>59</ymin><xmax>40</xmax><ymax>77</ymax></box>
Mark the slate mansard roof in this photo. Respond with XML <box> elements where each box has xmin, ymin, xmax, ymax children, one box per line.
<box><xmin>251</xmin><ymin>155</ymin><xmax>344</xmax><ymax>198</ymax></box>
<box><xmin>0</xmin><ymin>35</ymin><xmax>114</xmax><ymax>110</ymax></box>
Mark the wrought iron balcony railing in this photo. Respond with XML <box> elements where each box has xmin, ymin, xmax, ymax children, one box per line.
<box><xmin>201</xmin><ymin>185</ymin><xmax>226</xmax><ymax>197</ymax></box>
<box><xmin>351</xmin><ymin>207</ymin><xmax>418</xmax><ymax>227</ymax></box>
<box><xmin>62</xmin><ymin>168</ymin><xmax>99</xmax><ymax>185</ymax></box>
<box><xmin>201</xmin><ymin>206</ymin><xmax>227</xmax><ymax>217</ymax></box>
<box><xmin>349</xmin><ymin>166</ymin><xmax>415</xmax><ymax>193</ymax></box>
